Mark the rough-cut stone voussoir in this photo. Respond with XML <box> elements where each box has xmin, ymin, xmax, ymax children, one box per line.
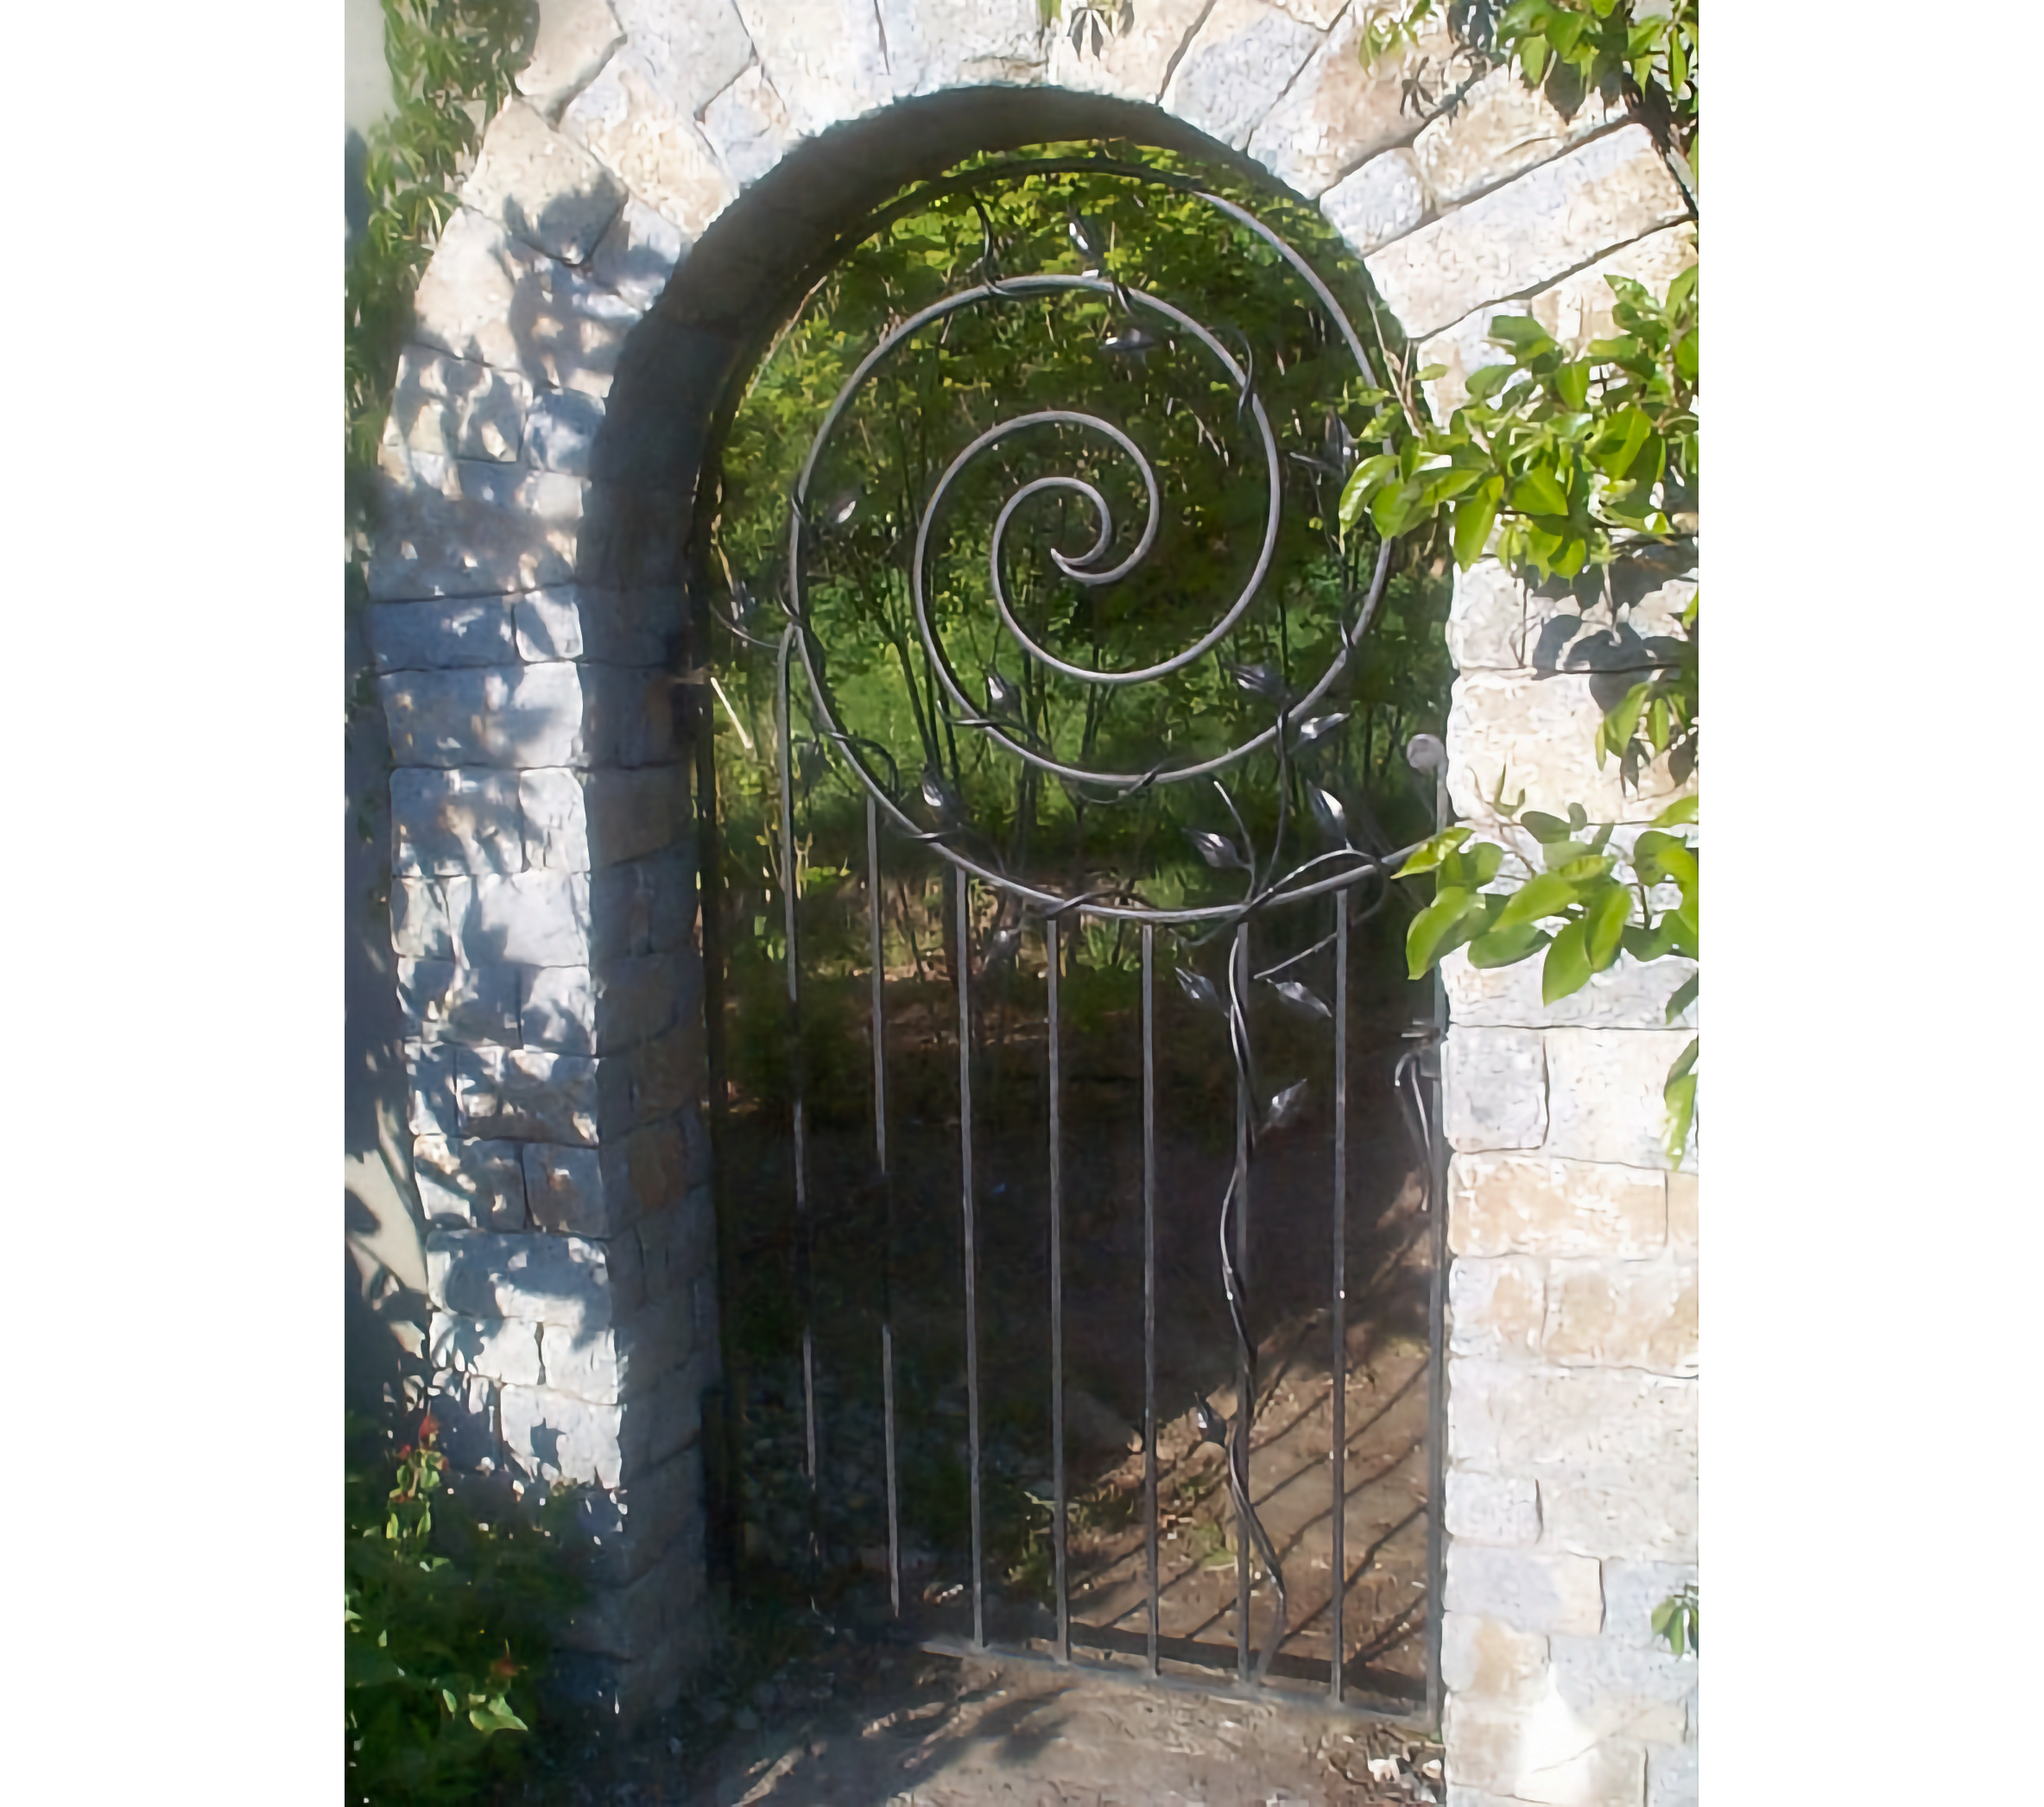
<box><xmin>698</xmin><ymin>63</ymin><xmax>798</xmax><ymax>190</ymax></box>
<box><xmin>561</xmin><ymin>48</ymin><xmax>736</xmax><ymax>237</ymax></box>
<box><xmin>389</xmin><ymin>348</ymin><xmax>532</xmax><ymax>464</ymax></box>
<box><xmin>1366</xmin><ymin>123</ymin><xmax>1689</xmax><ymax>339</ymax></box>
<box><xmin>368</xmin><ymin>440</ymin><xmax>586</xmax><ymax>603</ymax></box>
<box><xmin>610</xmin><ymin>0</ymin><xmax>756</xmax><ymax>121</ymax></box>
<box><xmin>1246</xmin><ymin>11</ymin><xmax>1449</xmax><ymax>199</ymax></box>
<box><xmin>1045</xmin><ymin>0</ymin><xmax>1206</xmax><ymax>101</ymax></box>
<box><xmin>462</xmin><ymin>98</ymin><xmax>629</xmax><ymax>265</ymax></box>
<box><xmin>516</xmin><ymin>0</ymin><xmax>627</xmax><ymax>121</ymax></box>
<box><xmin>1412</xmin><ymin>61</ymin><xmax>1621</xmax><ymax>210</ymax></box>
<box><xmin>1319</xmin><ymin>148</ymin><xmax>1428</xmax><ymax>258</ymax></box>
<box><xmin>1449</xmin><ymin>1153</ymin><xmax>1667</xmax><ymax>1260</ymax></box>
<box><xmin>879</xmin><ymin>0</ymin><xmax>1047</xmax><ymax>98</ymax></box>
<box><xmin>589</xmin><ymin>197</ymin><xmax>689</xmax><ymax>313</ymax></box>
<box><xmin>731</xmin><ymin>0</ymin><xmax>891</xmax><ymax>134</ymax></box>
<box><xmin>1161</xmin><ymin>0</ymin><xmax>1324</xmax><ymax>153</ymax></box>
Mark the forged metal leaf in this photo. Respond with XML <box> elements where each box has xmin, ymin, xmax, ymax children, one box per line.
<box><xmin>826</xmin><ymin>486</ymin><xmax>861</xmax><ymax>528</ymax></box>
<box><xmin>920</xmin><ymin>767</ymin><xmax>962</xmax><ymax>823</ymax></box>
<box><xmin>984</xmin><ymin>667</ymin><xmax>1022</xmax><ymax>720</ymax></box>
<box><xmin>1176</xmin><ymin>967</ymin><xmax>1222</xmax><ymax>1012</ymax></box>
<box><xmin>1100</xmin><ymin>323</ymin><xmax>1161</xmax><ymax>357</ymax></box>
<box><xmin>794</xmin><ymin>737</ymin><xmax>826</xmax><ymax>788</ymax></box>
<box><xmin>984</xmin><ymin>923</ymin><xmax>1023</xmax><ymax>967</ymax></box>
<box><xmin>1193</xmin><ymin>1397</ymin><xmax>1228</xmax><ymax>1445</ymax></box>
<box><xmin>1223</xmin><ymin>660</ymin><xmax>1288</xmax><ymax>703</ymax></box>
<box><xmin>1307</xmin><ymin>784</ymin><xmax>1350</xmax><ymax>848</ymax></box>
<box><xmin>1262</xmin><ymin>1079</ymin><xmax>1309</xmax><ymax>1133</ymax></box>
<box><xmin>1272</xmin><ymin>979</ymin><xmax>1332</xmax><ymax>1020</ymax></box>
<box><xmin>1066</xmin><ymin>212</ymin><xmax>1106</xmax><ymax>269</ymax></box>
<box><xmin>1324</xmin><ymin>411</ymin><xmax>1359</xmax><ymax>473</ymax></box>
<box><xmin>729</xmin><ymin>578</ymin><xmax>756</xmax><ymax>624</ymax></box>
<box><xmin>1187</xmin><ymin>830</ymin><xmax>1246</xmax><ymax>871</ymax></box>
<box><xmin>1294</xmin><ymin>711</ymin><xmax>1349</xmax><ymax>748</ymax></box>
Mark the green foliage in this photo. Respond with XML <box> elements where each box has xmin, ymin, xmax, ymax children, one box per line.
<box><xmin>1652</xmin><ymin>1583</ymin><xmax>1699</xmax><ymax>1657</ymax></box>
<box><xmin>345</xmin><ymin>1409</ymin><xmax>585</xmax><ymax>1804</ymax></box>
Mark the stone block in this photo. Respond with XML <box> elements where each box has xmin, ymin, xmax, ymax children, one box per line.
<box><xmin>559</xmin><ymin>1532</ymin><xmax>705</xmax><ymax>1656</ymax></box>
<box><xmin>427</xmin><ymin>1226</ymin><xmax>623</xmax><ymax>1331</ymax></box>
<box><xmin>1446</xmin><ymin>559</ymin><xmax>1523</xmax><ymax>670</ymax></box>
<box><xmin>367</xmin><ymin>596</ymin><xmax>521</xmax><ymax>673</ymax></box>
<box><xmin>1444</xmin><ymin>1789</ymin><xmax>1521</xmax><ymax>1807</ymax></box>
<box><xmin>877</xmin><ymin>0</ymin><xmax>1047</xmax><ymax>97</ymax></box>
<box><xmin>1448</xmin><ymin>1255</ymin><xmax>1546</xmax><ymax>1361</ymax></box>
<box><xmin>1453</xmin><ymin>1703</ymin><xmax>1645</xmax><ymax>1807</ymax></box>
<box><xmin>1366</xmin><ymin>124</ymin><xmax>1689</xmax><ymax>338</ymax></box>
<box><xmin>405</xmin><ymin>1039</ymin><xmax>462</xmax><ymax>1136</ymax></box>
<box><xmin>1440</xmin><ymin>1610</ymin><xmax>1548</xmax><ymax>1705</ymax></box>
<box><xmin>1544</xmin><ymin>1028</ymin><xmax>1699</xmax><ymax>1172</ymax></box>
<box><xmin>1544</xmin><ymin>1477</ymin><xmax>1696</xmax><ymax>1564</ymax></box>
<box><xmin>513</xmin><ymin>584</ymin><xmax>684</xmax><ymax>667</ymax></box>
<box><xmin>410</xmin><ymin>205</ymin><xmax>643</xmax><ymax>399</ymax></box>
<box><xmin>561</xmin><ymin>47</ymin><xmax>737</xmax><ymax>237</ymax></box>
<box><xmin>637</xmin><ymin>1176</ymin><xmax>714</xmax><ymax>1303</ymax></box>
<box><xmin>597</xmin><ymin>1020</ymin><xmax>701</xmax><ymax>1137</ymax></box>
<box><xmin>459</xmin><ymin>1045</ymin><xmax>602</xmax><ymax>1144</ymax></box>
<box><xmin>1544</xmin><ymin>1258</ymin><xmax>1698</xmax><ymax>1376</ymax></box>
<box><xmin>569</xmin><ymin>1442</ymin><xmax>704</xmax><ymax>1584</ymax></box>
<box><xmin>732</xmin><ymin>0</ymin><xmax>892</xmax><ymax>135</ymax></box>
<box><xmin>1445</xmin><ymin>946</ymin><xmax>1699</xmax><ymax>1033</ymax></box>
<box><xmin>398</xmin><ymin>957</ymin><xmax>524</xmax><ymax>1046</ymax></box>
<box><xmin>462</xmin><ymin>98</ymin><xmax>628</xmax><ymax>264</ymax></box>
<box><xmin>391</xmin><ymin>768</ymin><xmax>526</xmax><ymax>877</ymax></box>
<box><xmin>1445</xmin><ymin>1468</ymin><xmax>1541</xmax><ymax>1549</ymax></box>
<box><xmin>387</xmin><ymin>348</ymin><xmax>532</xmax><ymax>464</ymax></box>
<box><xmin>539</xmin><ymin>1310</ymin><xmax>687</xmax><ymax>1404</ymax></box>
<box><xmin>1419</xmin><ymin>223</ymin><xmax>1697</xmax><ymax>420</ymax></box>
<box><xmin>699</xmin><ymin>63</ymin><xmax>798</xmax><ymax>190</ymax></box>
<box><xmin>588</xmin><ymin>850</ymin><xmax>696</xmax><ymax>956</ymax></box>
<box><xmin>1444</xmin><ymin>1543</ymin><xmax>1602</xmax><ymax>1638</ymax></box>
<box><xmin>1600</xmin><ymin>1560</ymin><xmax>1699</xmax><ymax>1649</ymax></box>
<box><xmin>1447</xmin><ymin>669</ymin><xmax>1694</xmax><ymax>825</ymax></box>
<box><xmin>1666</xmin><ymin>1172</ymin><xmax>1697</xmax><ymax>1258</ymax></box>
<box><xmin>1448</xmin><ymin>1359</ymin><xmax>1695</xmax><ymax>1498</ymax></box>
<box><xmin>1246</xmin><ymin>6</ymin><xmax>1447</xmax><ymax>198</ymax></box>
<box><xmin>392</xmin><ymin>876</ymin><xmax>465</xmax><ymax>959</ymax></box>
<box><xmin>1044</xmin><ymin>0</ymin><xmax>1206</xmax><ymax>101</ymax></box>
<box><xmin>525</xmin><ymin>1115</ymin><xmax>687</xmax><ymax>1237</ymax></box>
<box><xmin>429</xmin><ymin>1310</ymin><xmax>544</xmax><ymax>1387</ymax></box>
<box><xmin>501</xmin><ymin>1382</ymin><xmax>626</xmax><ymax>1486</ymax></box>
<box><xmin>589</xmin><ymin>196</ymin><xmax>689</xmax><ymax>313</ymax></box>
<box><xmin>609</xmin><ymin>0</ymin><xmax>756</xmax><ymax>119</ymax></box>
<box><xmin>414</xmin><ymin>1134</ymin><xmax>531</xmax><ymax>1230</ymax></box>
<box><xmin>425</xmin><ymin>1371</ymin><xmax>500</xmax><ymax>1471</ymax></box>
<box><xmin>523</xmin><ymin>954</ymin><xmax>679</xmax><ymax>1055</ymax></box>
<box><xmin>465</xmin><ymin>870</ymin><xmax>595</xmax><ymax>966</ymax></box>
<box><xmin>1320</xmin><ymin>147</ymin><xmax>1429</xmax><ymax>258</ymax></box>
<box><xmin>1161</xmin><ymin>0</ymin><xmax>1323</xmax><ymax>153</ymax></box>
<box><xmin>1524</xmin><ymin>576</ymin><xmax>1696</xmax><ymax>679</ymax></box>
<box><xmin>523</xmin><ymin>387</ymin><xmax>606</xmax><ymax>476</ymax></box>
<box><xmin>379</xmin><ymin>660</ymin><xmax>621</xmax><ymax>770</ymax></box>
<box><xmin>1449</xmin><ymin>1153</ymin><xmax>1667</xmax><ymax>1260</ymax></box>
<box><xmin>1648</xmin><ymin>1743</ymin><xmax>1698</xmax><ymax>1807</ymax></box>
<box><xmin>522</xmin><ymin>765</ymin><xmax>685</xmax><ymax>871</ymax></box>
<box><xmin>516</xmin><ymin>0</ymin><xmax>626</xmax><ymax>120</ymax></box>
<box><xmin>1412</xmin><ymin>62</ymin><xmax>1622</xmax><ymax>209</ymax></box>
<box><xmin>623</xmin><ymin>1349</ymin><xmax>713</xmax><ymax>1474</ymax></box>
<box><xmin>1443</xmin><ymin>1026</ymin><xmax>1547</xmax><ymax>1152</ymax></box>
<box><xmin>367</xmin><ymin>439</ymin><xmax>587</xmax><ymax>601</ymax></box>
<box><xmin>1549</xmin><ymin>1632</ymin><xmax>1692</xmax><ymax>1746</ymax></box>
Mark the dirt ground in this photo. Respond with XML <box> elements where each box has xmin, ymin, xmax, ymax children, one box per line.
<box><xmin>511</xmin><ymin>1644</ymin><xmax>1446</xmax><ymax>1806</ymax></box>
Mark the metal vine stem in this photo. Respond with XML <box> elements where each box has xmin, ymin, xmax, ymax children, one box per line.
<box><xmin>745</xmin><ymin>161</ymin><xmax>1440</xmax><ymax>1687</ymax></box>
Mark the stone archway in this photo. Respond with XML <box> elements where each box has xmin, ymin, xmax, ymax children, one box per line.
<box><xmin>359</xmin><ymin>5</ymin><xmax>1697</xmax><ymax>1796</ymax></box>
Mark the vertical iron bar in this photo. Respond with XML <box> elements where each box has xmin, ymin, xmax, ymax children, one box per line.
<box><xmin>868</xmin><ymin>795</ymin><xmax>901</xmax><ymax>1620</ymax></box>
<box><xmin>1331</xmin><ymin>897</ymin><xmax>1350</xmax><ymax>1703</ymax></box>
<box><xmin>775</xmin><ymin>631</ymin><xmax>819</xmax><ymax>1526</ymax></box>
<box><xmin>1047</xmin><ymin>914</ymin><xmax>1070</xmax><ymax>1665</ymax></box>
<box><xmin>1141</xmin><ymin>925</ymin><xmax>1159</xmax><ymax>1677</ymax></box>
<box><xmin>1232</xmin><ymin>923</ymin><xmax>1252</xmax><ymax>1684</ymax></box>
<box><xmin>955</xmin><ymin>872</ymin><xmax>984</xmax><ymax>1650</ymax></box>
<box><xmin>1424</xmin><ymin>765</ymin><xmax>1451</xmax><ymax>1730</ymax></box>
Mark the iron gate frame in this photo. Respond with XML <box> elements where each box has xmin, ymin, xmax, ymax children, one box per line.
<box><xmin>693</xmin><ymin>154</ymin><xmax>1453</xmax><ymax>1729</ymax></box>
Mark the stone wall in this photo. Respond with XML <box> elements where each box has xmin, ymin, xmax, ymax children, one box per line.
<box><xmin>357</xmin><ymin>0</ymin><xmax>1700</xmax><ymax>1766</ymax></box>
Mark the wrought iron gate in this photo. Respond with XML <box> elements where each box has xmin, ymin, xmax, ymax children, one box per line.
<box><xmin>699</xmin><ymin>155</ymin><xmax>1450</xmax><ymax>1725</ymax></box>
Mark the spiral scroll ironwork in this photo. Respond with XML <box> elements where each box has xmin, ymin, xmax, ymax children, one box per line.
<box><xmin>726</xmin><ymin>159</ymin><xmax>1440</xmax><ymax>1689</ymax></box>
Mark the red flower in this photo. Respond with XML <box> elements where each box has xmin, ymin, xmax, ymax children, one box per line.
<box><xmin>418</xmin><ymin>1410</ymin><xmax>439</xmax><ymax>1444</ymax></box>
<box><xmin>490</xmin><ymin>1656</ymin><xmax>520</xmax><ymax>1680</ymax></box>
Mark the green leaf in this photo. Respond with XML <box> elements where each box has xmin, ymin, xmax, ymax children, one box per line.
<box><xmin>1554</xmin><ymin>854</ymin><xmax>1616</xmax><ymax>884</ymax></box>
<box><xmin>1467</xmin><ymin>921</ymin><xmax>1553</xmax><ymax>968</ymax></box>
<box><xmin>1519</xmin><ymin>811</ymin><xmax>1574</xmax><ymax>844</ymax></box>
<box><xmin>1487</xmin><ymin>313</ymin><xmax>1552</xmax><ymax>352</ymax></box>
<box><xmin>1554</xmin><ymin>361</ymin><xmax>1591</xmax><ymax>411</ymax></box>
<box><xmin>1413</xmin><ymin>363</ymin><xmax>1448</xmax><ymax>382</ymax></box>
<box><xmin>468</xmin><ymin>1700</ymin><xmax>529</xmax><ymax>1735</ymax></box>
<box><xmin>1465</xmin><ymin>361</ymin><xmax>1516</xmax><ymax>401</ymax></box>
<box><xmin>1665</xmin><ymin>974</ymin><xmax>1699</xmax><ymax>1022</ymax></box>
<box><xmin>1406</xmin><ymin>886</ymin><xmax>1478</xmax><ymax>978</ymax></box>
<box><xmin>1668</xmin><ymin>1035</ymin><xmax>1700</xmax><ymax>1084</ymax></box>
<box><xmin>1519</xmin><ymin>32</ymin><xmax>1549</xmax><ymax>82</ymax></box>
<box><xmin>1511</xmin><ymin>464</ymin><xmax>1570</xmax><ymax>515</ymax></box>
<box><xmin>1452</xmin><ymin>483</ymin><xmax>1502</xmax><ymax>567</ymax></box>
<box><xmin>1492</xmin><ymin>869</ymin><xmax>1582</xmax><ymax>931</ymax></box>
<box><xmin>1541</xmin><ymin>919</ymin><xmax>1593</xmax><ymax>1003</ymax></box>
<box><xmin>1396</xmin><ymin>826</ymin><xmax>1471</xmax><ymax>877</ymax></box>
<box><xmin>1583</xmin><ymin>881</ymin><xmax>1630</xmax><ymax>970</ymax></box>
<box><xmin>1663</xmin><ymin>1070</ymin><xmax>1697</xmax><ymax>1163</ymax></box>
<box><xmin>1650</xmin><ymin>796</ymin><xmax>1699</xmax><ymax>827</ymax></box>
